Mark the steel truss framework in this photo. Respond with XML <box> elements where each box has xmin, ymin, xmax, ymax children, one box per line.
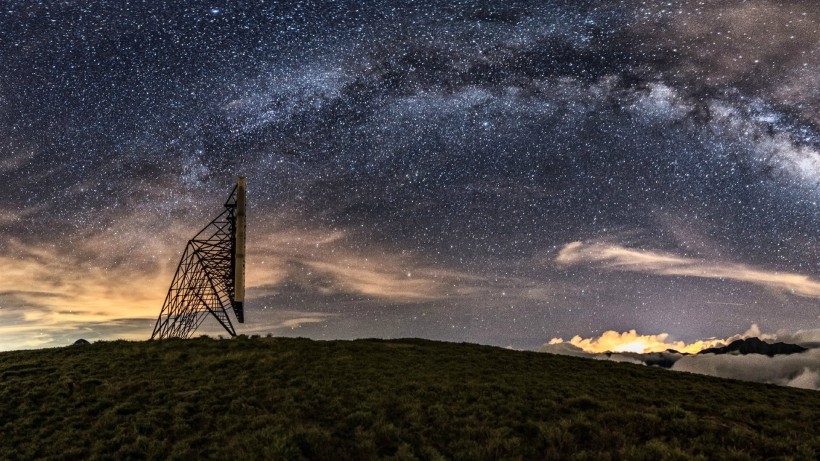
<box><xmin>151</xmin><ymin>181</ymin><xmax>245</xmax><ymax>339</ymax></box>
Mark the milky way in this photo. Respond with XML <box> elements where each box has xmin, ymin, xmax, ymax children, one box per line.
<box><xmin>0</xmin><ymin>0</ymin><xmax>818</xmax><ymax>350</ymax></box>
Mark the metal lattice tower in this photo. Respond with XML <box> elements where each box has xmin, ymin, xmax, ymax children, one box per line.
<box><xmin>151</xmin><ymin>177</ymin><xmax>246</xmax><ymax>339</ymax></box>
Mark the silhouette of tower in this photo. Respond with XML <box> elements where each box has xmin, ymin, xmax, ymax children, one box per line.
<box><xmin>151</xmin><ymin>177</ymin><xmax>246</xmax><ymax>339</ymax></box>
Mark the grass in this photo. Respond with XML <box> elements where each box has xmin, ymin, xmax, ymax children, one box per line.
<box><xmin>1</xmin><ymin>336</ymin><xmax>818</xmax><ymax>460</ymax></box>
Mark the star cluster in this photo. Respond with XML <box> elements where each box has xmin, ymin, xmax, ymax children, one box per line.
<box><xmin>0</xmin><ymin>0</ymin><xmax>818</xmax><ymax>350</ymax></box>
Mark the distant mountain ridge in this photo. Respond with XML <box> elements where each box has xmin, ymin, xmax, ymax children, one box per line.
<box><xmin>698</xmin><ymin>337</ymin><xmax>807</xmax><ymax>357</ymax></box>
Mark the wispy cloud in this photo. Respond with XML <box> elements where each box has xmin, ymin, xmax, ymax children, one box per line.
<box><xmin>556</xmin><ymin>241</ymin><xmax>820</xmax><ymax>298</ymax></box>
<box><xmin>250</xmin><ymin>228</ymin><xmax>483</xmax><ymax>301</ymax></box>
<box><xmin>0</xmin><ymin>205</ymin><xmax>46</xmax><ymax>225</ymax></box>
<box><xmin>0</xmin><ymin>149</ymin><xmax>36</xmax><ymax>174</ymax></box>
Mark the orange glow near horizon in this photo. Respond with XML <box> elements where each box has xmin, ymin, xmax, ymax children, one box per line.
<box><xmin>548</xmin><ymin>329</ymin><xmax>734</xmax><ymax>355</ymax></box>
<box><xmin>0</xmin><ymin>227</ymin><xmax>483</xmax><ymax>351</ymax></box>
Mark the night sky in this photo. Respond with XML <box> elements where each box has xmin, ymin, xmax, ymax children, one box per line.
<box><xmin>1</xmin><ymin>0</ymin><xmax>818</xmax><ymax>351</ymax></box>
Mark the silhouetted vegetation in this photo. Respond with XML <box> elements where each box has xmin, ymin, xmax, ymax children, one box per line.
<box><xmin>1</xmin><ymin>336</ymin><xmax>818</xmax><ymax>460</ymax></box>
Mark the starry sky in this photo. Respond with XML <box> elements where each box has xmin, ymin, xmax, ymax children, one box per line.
<box><xmin>0</xmin><ymin>0</ymin><xmax>818</xmax><ymax>351</ymax></box>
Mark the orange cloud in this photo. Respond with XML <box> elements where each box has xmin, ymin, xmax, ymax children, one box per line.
<box><xmin>547</xmin><ymin>324</ymin><xmax>778</xmax><ymax>355</ymax></box>
<box><xmin>0</xmin><ymin>223</ymin><xmax>482</xmax><ymax>350</ymax></box>
<box><xmin>0</xmin><ymin>241</ymin><xmax>168</xmax><ymax>319</ymax></box>
<box><xmin>548</xmin><ymin>329</ymin><xmax>727</xmax><ymax>354</ymax></box>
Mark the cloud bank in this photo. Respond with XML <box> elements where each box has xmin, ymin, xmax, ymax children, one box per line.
<box><xmin>673</xmin><ymin>349</ymin><xmax>820</xmax><ymax>391</ymax></box>
<box><xmin>542</xmin><ymin>325</ymin><xmax>820</xmax><ymax>390</ymax></box>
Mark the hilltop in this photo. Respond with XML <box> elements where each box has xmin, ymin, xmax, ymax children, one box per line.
<box><xmin>1</xmin><ymin>336</ymin><xmax>818</xmax><ymax>460</ymax></box>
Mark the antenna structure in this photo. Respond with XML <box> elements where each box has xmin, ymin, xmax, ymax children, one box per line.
<box><xmin>151</xmin><ymin>177</ymin><xmax>247</xmax><ymax>339</ymax></box>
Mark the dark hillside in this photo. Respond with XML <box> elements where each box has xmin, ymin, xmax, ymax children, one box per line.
<box><xmin>1</xmin><ymin>337</ymin><xmax>818</xmax><ymax>460</ymax></box>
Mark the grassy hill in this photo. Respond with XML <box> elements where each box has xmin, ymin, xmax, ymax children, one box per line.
<box><xmin>1</xmin><ymin>336</ymin><xmax>818</xmax><ymax>460</ymax></box>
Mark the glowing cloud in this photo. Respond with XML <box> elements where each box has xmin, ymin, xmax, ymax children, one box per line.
<box><xmin>546</xmin><ymin>324</ymin><xmax>805</xmax><ymax>355</ymax></box>
<box><xmin>0</xmin><ymin>241</ymin><xmax>168</xmax><ymax>321</ymax></box>
<box><xmin>0</xmin><ymin>240</ymin><xmax>169</xmax><ymax>350</ymax></box>
<box><xmin>0</xmin><ymin>216</ymin><xmax>485</xmax><ymax>351</ymax></box>
<box><xmin>557</xmin><ymin>242</ymin><xmax>820</xmax><ymax>298</ymax></box>
<box><xmin>548</xmin><ymin>329</ymin><xmax>727</xmax><ymax>354</ymax></box>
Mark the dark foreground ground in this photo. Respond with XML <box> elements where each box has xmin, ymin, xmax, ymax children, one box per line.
<box><xmin>1</xmin><ymin>336</ymin><xmax>818</xmax><ymax>460</ymax></box>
